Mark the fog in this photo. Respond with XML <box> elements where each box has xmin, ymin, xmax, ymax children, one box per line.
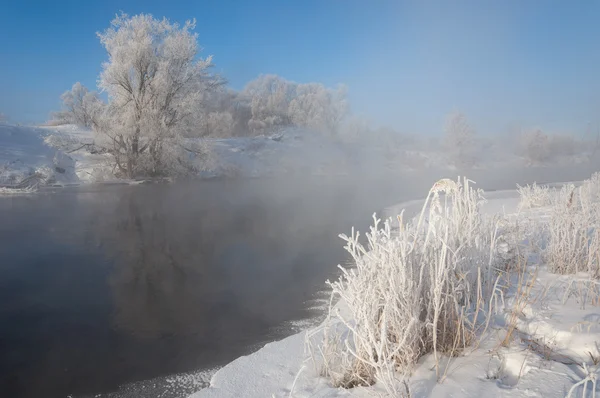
<box><xmin>3</xmin><ymin>3</ymin><xmax>600</xmax><ymax>397</ymax></box>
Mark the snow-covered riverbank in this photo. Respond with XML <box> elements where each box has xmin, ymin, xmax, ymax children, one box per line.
<box><xmin>3</xmin><ymin>122</ymin><xmax>600</xmax><ymax>193</ymax></box>
<box><xmin>0</xmin><ymin>123</ymin><xmax>79</xmax><ymax>188</ymax></box>
<box><xmin>191</xmin><ymin>181</ymin><xmax>600</xmax><ymax>398</ymax></box>
<box><xmin>1</xmin><ymin>123</ymin><xmax>367</xmax><ymax>189</ymax></box>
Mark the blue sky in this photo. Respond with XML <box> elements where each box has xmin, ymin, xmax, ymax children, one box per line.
<box><xmin>1</xmin><ymin>0</ymin><xmax>599</xmax><ymax>135</ymax></box>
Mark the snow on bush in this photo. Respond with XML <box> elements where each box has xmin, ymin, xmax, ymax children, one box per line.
<box><xmin>311</xmin><ymin>177</ymin><xmax>505</xmax><ymax>393</ymax></box>
<box><xmin>545</xmin><ymin>176</ymin><xmax>600</xmax><ymax>277</ymax></box>
<box><xmin>43</xmin><ymin>131</ymin><xmax>84</xmax><ymax>153</ymax></box>
<box><xmin>516</xmin><ymin>129</ymin><xmax>585</xmax><ymax>165</ymax></box>
<box><xmin>516</xmin><ymin>182</ymin><xmax>552</xmax><ymax>210</ymax></box>
<box><xmin>515</xmin><ymin>173</ymin><xmax>600</xmax><ymax>277</ymax></box>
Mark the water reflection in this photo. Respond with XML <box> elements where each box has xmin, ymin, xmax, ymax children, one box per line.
<box><xmin>92</xmin><ymin>183</ymin><xmax>347</xmax><ymax>341</ymax></box>
<box><xmin>0</xmin><ymin>179</ymin><xmax>369</xmax><ymax>397</ymax></box>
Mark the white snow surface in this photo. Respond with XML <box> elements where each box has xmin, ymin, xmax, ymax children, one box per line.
<box><xmin>0</xmin><ymin>123</ymin><xmax>78</xmax><ymax>188</ymax></box>
<box><xmin>191</xmin><ymin>188</ymin><xmax>600</xmax><ymax>398</ymax></box>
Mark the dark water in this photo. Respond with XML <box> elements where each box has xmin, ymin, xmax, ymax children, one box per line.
<box><xmin>1</xmin><ymin>166</ymin><xmax>599</xmax><ymax>398</ymax></box>
<box><xmin>0</xmin><ymin>176</ymin><xmax>414</xmax><ymax>398</ymax></box>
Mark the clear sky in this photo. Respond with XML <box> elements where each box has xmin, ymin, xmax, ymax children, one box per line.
<box><xmin>1</xmin><ymin>0</ymin><xmax>599</xmax><ymax>135</ymax></box>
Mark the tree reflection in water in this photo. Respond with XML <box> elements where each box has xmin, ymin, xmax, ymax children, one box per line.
<box><xmin>0</xmin><ymin>177</ymin><xmax>393</xmax><ymax>398</ymax></box>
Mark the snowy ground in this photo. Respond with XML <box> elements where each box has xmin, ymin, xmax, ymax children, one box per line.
<box><xmin>0</xmin><ymin>123</ymin><xmax>79</xmax><ymax>189</ymax></box>
<box><xmin>190</xmin><ymin>185</ymin><xmax>600</xmax><ymax>398</ymax></box>
<box><xmin>35</xmin><ymin>124</ymin><xmax>125</xmax><ymax>184</ymax></box>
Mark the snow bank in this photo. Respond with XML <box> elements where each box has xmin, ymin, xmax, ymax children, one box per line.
<box><xmin>209</xmin><ymin>128</ymin><xmax>355</xmax><ymax>178</ymax></box>
<box><xmin>0</xmin><ymin>123</ymin><xmax>78</xmax><ymax>189</ymax></box>
<box><xmin>191</xmin><ymin>180</ymin><xmax>600</xmax><ymax>398</ymax></box>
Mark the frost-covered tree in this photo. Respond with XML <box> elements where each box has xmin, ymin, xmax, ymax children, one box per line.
<box><xmin>288</xmin><ymin>83</ymin><xmax>348</xmax><ymax>135</ymax></box>
<box><xmin>191</xmin><ymin>88</ymin><xmax>245</xmax><ymax>137</ymax></box>
<box><xmin>516</xmin><ymin>128</ymin><xmax>585</xmax><ymax>164</ymax></box>
<box><xmin>517</xmin><ymin>128</ymin><xmax>550</xmax><ymax>163</ymax></box>
<box><xmin>64</xmin><ymin>83</ymin><xmax>102</xmax><ymax>127</ymax></box>
<box><xmin>241</xmin><ymin>75</ymin><xmax>348</xmax><ymax>135</ymax></box>
<box><xmin>444</xmin><ymin>112</ymin><xmax>478</xmax><ymax>167</ymax></box>
<box><xmin>242</xmin><ymin>74</ymin><xmax>296</xmax><ymax>133</ymax></box>
<box><xmin>0</xmin><ymin>112</ymin><xmax>7</xmax><ymax>122</ymax></box>
<box><xmin>197</xmin><ymin>111</ymin><xmax>235</xmax><ymax>137</ymax></box>
<box><xmin>96</xmin><ymin>13</ymin><xmax>223</xmax><ymax>177</ymax></box>
<box><xmin>52</xmin><ymin>83</ymin><xmax>104</xmax><ymax>128</ymax></box>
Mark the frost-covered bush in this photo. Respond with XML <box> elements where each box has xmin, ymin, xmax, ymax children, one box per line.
<box><xmin>313</xmin><ymin>177</ymin><xmax>503</xmax><ymax>393</ymax></box>
<box><xmin>546</xmin><ymin>175</ymin><xmax>600</xmax><ymax>277</ymax></box>
<box><xmin>43</xmin><ymin>132</ymin><xmax>83</xmax><ymax>153</ymax></box>
<box><xmin>516</xmin><ymin>182</ymin><xmax>552</xmax><ymax>210</ymax></box>
<box><xmin>516</xmin><ymin>129</ymin><xmax>583</xmax><ymax>165</ymax></box>
<box><xmin>514</xmin><ymin>174</ymin><xmax>600</xmax><ymax>277</ymax></box>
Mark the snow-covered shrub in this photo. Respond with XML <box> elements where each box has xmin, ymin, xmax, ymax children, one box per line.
<box><xmin>580</xmin><ymin>172</ymin><xmax>600</xmax><ymax>204</ymax></box>
<box><xmin>515</xmin><ymin>129</ymin><xmax>586</xmax><ymax>165</ymax></box>
<box><xmin>312</xmin><ymin>177</ymin><xmax>503</xmax><ymax>393</ymax></box>
<box><xmin>514</xmin><ymin>174</ymin><xmax>600</xmax><ymax>278</ymax></box>
<box><xmin>516</xmin><ymin>182</ymin><xmax>552</xmax><ymax>210</ymax></box>
<box><xmin>546</xmin><ymin>176</ymin><xmax>600</xmax><ymax>277</ymax></box>
<box><xmin>87</xmin><ymin>165</ymin><xmax>114</xmax><ymax>183</ymax></box>
<box><xmin>43</xmin><ymin>132</ymin><xmax>83</xmax><ymax>152</ymax></box>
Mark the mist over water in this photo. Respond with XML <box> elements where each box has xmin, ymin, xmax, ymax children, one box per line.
<box><xmin>1</xmin><ymin>164</ymin><xmax>600</xmax><ymax>397</ymax></box>
<box><xmin>0</xmin><ymin>176</ymin><xmax>407</xmax><ymax>398</ymax></box>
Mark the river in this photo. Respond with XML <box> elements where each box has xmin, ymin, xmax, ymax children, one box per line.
<box><xmin>1</xmin><ymin>166</ymin><xmax>598</xmax><ymax>397</ymax></box>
